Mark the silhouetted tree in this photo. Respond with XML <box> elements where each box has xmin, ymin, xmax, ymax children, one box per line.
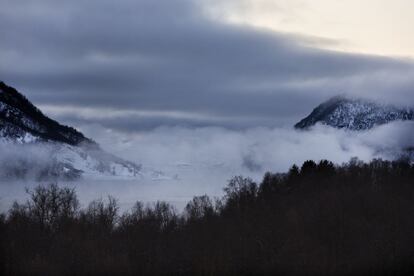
<box><xmin>2</xmin><ymin>159</ymin><xmax>414</xmax><ymax>275</ymax></box>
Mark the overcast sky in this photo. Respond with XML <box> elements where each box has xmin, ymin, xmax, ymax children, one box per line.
<box><xmin>1</xmin><ymin>0</ymin><xmax>414</xmax><ymax>132</ymax></box>
<box><xmin>2</xmin><ymin>0</ymin><xmax>414</xmax><ymax>209</ymax></box>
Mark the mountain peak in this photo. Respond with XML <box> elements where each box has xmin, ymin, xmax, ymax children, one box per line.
<box><xmin>295</xmin><ymin>96</ymin><xmax>414</xmax><ymax>130</ymax></box>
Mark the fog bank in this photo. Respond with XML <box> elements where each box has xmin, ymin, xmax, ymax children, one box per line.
<box><xmin>1</xmin><ymin>122</ymin><xmax>413</xmax><ymax>212</ymax></box>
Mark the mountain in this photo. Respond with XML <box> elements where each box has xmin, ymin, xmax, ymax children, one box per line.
<box><xmin>295</xmin><ymin>96</ymin><xmax>414</xmax><ymax>130</ymax></box>
<box><xmin>0</xmin><ymin>81</ymin><xmax>141</xmax><ymax>180</ymax></box>
<box><xmin>0</xmin><ymin>81</ymin><xmax>96</xmax><ymax>146</ymax></box>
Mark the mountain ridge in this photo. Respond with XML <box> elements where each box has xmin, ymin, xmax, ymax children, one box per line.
<box><xmin>0</xmin><ymin>81</ymin><xmax>97</xmax><ymax>146</ymax></box>
<box><xmin>0</xmin><ymin>81</ymin><xmax>141</xmax><ymax>180</ymax></box>
<box><xmin>295</xmin><ymin>96</ymin><xmax>414</xmax><ymax>130</ymax></box>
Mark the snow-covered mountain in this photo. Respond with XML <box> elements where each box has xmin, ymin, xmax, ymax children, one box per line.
<box><xmin>295</xmin><ymin>96</ymin><xmax>414</xmax><ymax>130</ymax></box>
<box><xmin>0</xmin><ymin>81</ymin><xmax>141</xmax><ymax>181</ymax></box>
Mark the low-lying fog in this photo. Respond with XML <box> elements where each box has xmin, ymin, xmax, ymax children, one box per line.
<box><xmin>1</xmin><ymin>121</ymin><xmax>413</xmax><ymax>213</ymax></box>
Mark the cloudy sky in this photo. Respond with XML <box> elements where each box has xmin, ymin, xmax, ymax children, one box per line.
<box><xmin>2</xmin><ymin>0</ymin><xmax>414</xmax><ymax>209</ymax></box>
<box><xmin>1</xmin><ymin>0</ymin><xmax>414</xmax><ymax>132</ymax></box>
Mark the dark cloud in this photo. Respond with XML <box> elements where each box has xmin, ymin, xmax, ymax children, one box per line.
<box><xmin>1</xmin><ymin>0</ymin><xmax>414</xmax><ymax>132</ymax></box>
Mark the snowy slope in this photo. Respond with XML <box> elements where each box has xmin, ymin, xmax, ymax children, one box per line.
<box><xmin>0</xmin><ymin>81</ymin><xmax>95</xmax><ymax>146</ymax></box>
<box><xmin>295</xmin><ymin>96</ymin><xmax>414</xmax><ymax>130</ymax></box>
<box><xmin>0</xmin><ymin>81</ymin><xmax>142</xmax><ymax>181</ymax></box>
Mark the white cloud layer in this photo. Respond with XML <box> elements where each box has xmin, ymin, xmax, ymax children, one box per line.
<box><xmin>88</xmin><ymin>122</ymin><xmax>414</xmax><ymax>174</ymax></box>
<box><xmin>1</xmin><ymin>121</ymin><xmax>413</xmax><ymax>212</ymax></box>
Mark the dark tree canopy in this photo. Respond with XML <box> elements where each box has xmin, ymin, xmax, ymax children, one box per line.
<box><xmin>2</xmin><ymin>158</ymin><xmax>414</xmax><ymax>275</ymax></box>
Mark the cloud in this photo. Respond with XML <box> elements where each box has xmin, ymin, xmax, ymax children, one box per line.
<box><xmin>1</xmin><ymin>0</ymin><xmax>414</xmax><ymax>132</ymax></box>
<box><xmin>2</xmin><ymin>114</ymin><xmax>412</xmax><ymax>189</ymax></box>
<box><xmin>80</xmin><ymin>121</ymin><xmax>414</xmax><ymax>175</ymax></box>
<box><xmin>1</xmin><ymin>121</ymin><xmax>413</xmax><ymax>212</ymax></box>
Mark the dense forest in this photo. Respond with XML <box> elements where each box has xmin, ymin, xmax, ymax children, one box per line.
<box><xmin>1</xmin><ymin>158</ymin><xmax>414</xmax><ymax>275</ymax></box>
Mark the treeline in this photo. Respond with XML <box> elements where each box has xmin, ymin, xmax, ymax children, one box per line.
<box><xmin>1</xmin><ymin>158</ymin><xmax>414</xmax><ymax>275</ymax></box>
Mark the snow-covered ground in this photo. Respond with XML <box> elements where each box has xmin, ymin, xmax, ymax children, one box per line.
<box><xmin>0</xmin><ymin>139</ymin><xmax>141</xmax><ymax>181</ymax></box>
